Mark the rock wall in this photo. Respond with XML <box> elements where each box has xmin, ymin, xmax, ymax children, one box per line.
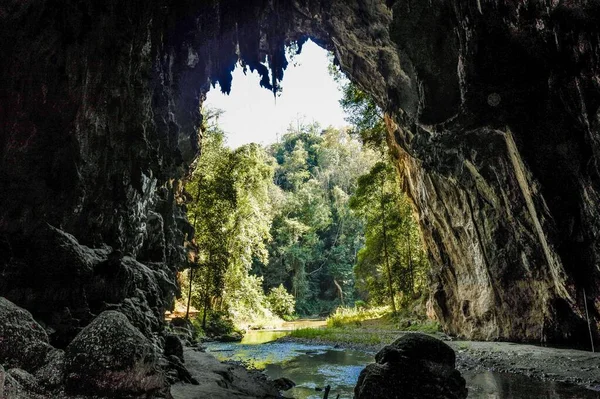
<box><xmin>381</xmin><ymin>0</ymin><xmax>600</xmax><ymax>344</ymax></box>
<box><xmin>1</xmin><ymin>0</ymin><xmax>599</xmax><ymax>351</ymax></box>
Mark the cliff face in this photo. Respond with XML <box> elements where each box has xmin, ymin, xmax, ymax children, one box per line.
<box><xmin>0</xmin><ymin>0</ymin><xmax>598</xmax><ymax>353</ymax></box>
<box><xmin>381</xmin><ymin>0</ymin><xmax>600</xmax><ymax>344</ymax></box>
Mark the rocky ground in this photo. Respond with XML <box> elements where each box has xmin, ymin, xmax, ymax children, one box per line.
<box><xmin>452</xmin><ymin>340</ymin><xmax>600</xmax><ymax>391</ymax></box>
<box><xmin>169</xmin><ymin>348</ymin><xmax>280</xmax><ymax>399</ymax></box>
<box><xmin>0</xmin><ymin>296</ymin><xmax>283</xmax><ymax>399</ymax></box>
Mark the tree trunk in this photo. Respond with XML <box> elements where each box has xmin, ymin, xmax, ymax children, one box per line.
<box><xmin>202</xmin><ymin>264</ymin><xmax>212</xmax><ymax>330</ymax></box>
<box><xmin>407</xmin><ymin>232</ymin><xmax>414</xmax><ymax>295</ymax></box>
<box><xmin>185</xmin><ymin>266</ymin><xmax>194</xmax><ymax>319</ymax></box>
<box><xmin>333</xmin><ymin>278</ymin><xmax>345</xmax><ymax>306</ymax></box>
<box><xmin>381</xmin><ymin>172</ymin><xmax>397</xmax><ymax>315</ymax></box>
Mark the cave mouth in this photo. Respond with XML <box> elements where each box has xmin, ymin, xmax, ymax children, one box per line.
<box><xmin>3</xmin><ymin>7</ymin><xmax>600</xmax><ymax>398</ymax></box>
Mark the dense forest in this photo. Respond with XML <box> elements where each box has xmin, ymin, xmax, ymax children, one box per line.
<box><xmin>179</xmin><ymin>78</ymin><xmax>430</xmax><ymax>332</ymax></box>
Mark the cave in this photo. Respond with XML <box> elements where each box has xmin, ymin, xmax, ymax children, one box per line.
<box><xmin>1</xmin><ymin>0</ymin><xmax>600</xmax><ymax>397</ymax></box>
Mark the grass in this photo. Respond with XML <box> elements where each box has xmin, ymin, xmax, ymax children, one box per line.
<box><xmin>404</xmin><ymin>320</ymin><xmax>441</xmax><ymax>334</ymax></box>
<box><xmin>326</xmin><ymin>306</ymin><xmax>391</xmax><ymax>328</ymax></box>
<box><xmin>289</xmin><ymin>327</ymin><xmax>394</xmax><ymax>346</ymax></box>
<box><xmin>285</xmin><ymin>304</ymin><xmax>443</xmax><ymax>347</ymax></box>
<box><xmin>457</xmin><ymin>342</ymin><xmax>470</xmax><ymax>351</ymax></box>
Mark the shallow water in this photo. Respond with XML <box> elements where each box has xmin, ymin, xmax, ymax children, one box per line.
<box><xmin>206</xmin><ymin>330</ymin><xmax>600</xmax><ymax>399</ymax></box>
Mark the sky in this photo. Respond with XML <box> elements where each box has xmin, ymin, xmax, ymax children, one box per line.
<box><xmin>204</xmin><ymin>40</ymin><xmax>348</xmax><ymax>148</ymax></box>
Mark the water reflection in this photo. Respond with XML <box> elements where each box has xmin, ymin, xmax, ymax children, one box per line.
<box><xmin>464</xmin><ymin>371</ymin><xmax>600</xmax><ymax>399</ymax></box>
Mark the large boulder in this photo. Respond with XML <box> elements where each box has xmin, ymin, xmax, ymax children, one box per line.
<box><xmin>34</xmin><ymin>349</ymin><xmax>65</xmax><ymax>390</ymax></box>
<box><xmin>0</xmin><ymin>297</ymin><xmax>53</xmax><ymax>372</ymax></box>
<box><xmin>0</xmin><ymin>365</ymin><xmax>5</xmax><ymax>398</ymax></box>
<box><xmin>354</xmin><ymin>333</ymin><xmax>467</xmax><ymax>399</ymax></box>
<box><xmin>64</xmin><ymin>310</ymin><xmax>164</xmax><ymax>396</ymax></box>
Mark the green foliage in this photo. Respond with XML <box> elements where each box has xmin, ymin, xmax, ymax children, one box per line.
<box><xmin>354</xmin><ymin>300</ymin><xmax>367</xmax><ymax>309</ymax></box>
<box><xmin>266</xmin><ymin>284</ymin><xmax>296</xmax><ymax>318</ymax></box>
<box><xmin>184</xmin><ymin>107</ymin><xmax>279</xmax><ymax>329</ymax></box>
<box><xmin>350</xmin><ymin>159</ymin><xmax>430</xmax><ymax>311</ymax></box>
<box><xmin>204</xmin><ymin>311</ymin><xmax>238</xmax><ymax>337</ymax></box>
<box><xmin>326</xmin><ymin>306</ymin><xmax>390</xmax><ymax>328</ymax></box>
<box><xmin>329</xmin><ymin>63</ymin><xmax>387</xmax><ymax>151</ymax></box>
<box><xmin>184</xmin><ymin>93</ymin><xmax>431</xmax><ymax>327</ymax></box>
<box><xmin>289</xmin><ymin>327</ymin><xmax>391</xmax><ymax>346</ymax></box>
<box><xmin>258</xmin><ymin>123</ymin><xmax>377</xmax><ymax>316</ymax></box>
<box><xmin>334</xmin><ymin>59</ymin><xmax>431</xmax><ymax>315</ymax></box>
<box><xmin>404</xmin><ymin>320</ymin><xmax>441</xmax><ymax>334</ymax></box>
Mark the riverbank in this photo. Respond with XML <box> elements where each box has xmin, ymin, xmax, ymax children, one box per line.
<box><xmin>170</xmin><ymin>347</ymin><xmax>281</xmax><ymax>399</ymax></box>
<box><xmin>277</xmin><ymin>331</ymin><xmax>600</xmax><ymax>392</ymax></box>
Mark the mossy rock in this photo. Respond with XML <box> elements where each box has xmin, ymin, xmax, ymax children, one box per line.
<box><xmin>64</xmin><ymin>311</ymin><xmax>164</xmax><ymax>396</ymax></box>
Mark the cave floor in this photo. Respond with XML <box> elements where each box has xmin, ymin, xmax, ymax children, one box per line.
<box><xmin>451</xmin><ymin>340</ymin><xmax>600</xmax><ymax>391</ymax></box>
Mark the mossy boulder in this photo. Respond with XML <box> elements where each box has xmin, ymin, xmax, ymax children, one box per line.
<box><xmin>0</xmin><ymin>297</ymin><xmax>53</xmax><ymax>372</ymax></box>
<box><xmin>64</xmin><ymin>311</ymin><xmax>164</xmax><ymax>396</ymax></box>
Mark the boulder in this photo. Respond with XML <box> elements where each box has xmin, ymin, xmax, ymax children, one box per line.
<box><xmin>354</xmin><ymin>333</ymin><xmax>467</xmax><ymax>399</ymax></box>
<box><xmin>2</xmin><ymin>372</ymin><xmax>21</xmax><ymax>399</ymax></box>
<box><xmin>164</xmin><ymin>334</ymin><xmax>184</xmax><ymax>362</ymax></box>
<box><xmin>34</xmin><ymin>349</ymin><xmax>65</xmax><ymax>390</ymax></box>
<box><xmin>0</xmin><ymin>365</ymin><xmax>5</xmax><ymax>399</ymax></box>
<box><xmin>7</xmin><ymin>369</ymin><xmax>40</xmax><ymax>394</ymax></box>
<box><xmin>216</xmin><ymin>332</ymin><xmax>243</xmax><ymax>342</ymax></box>
<box><xmin>0</xmin><ymin>297</ymin><xmax>53</xmax><ymax>372</ymax></box>
<box><xmin>64</xmin><ymin>310</ymin><xmax>164</xmax><ymax>396</ymax></box>
<box><xmin>273</xmin><ymin>377</ymin><xmax>296</xmax><ymax>391</ymax></box>
<box><xmin>170</xmin><ymin>317</ymin><xmax>198</xmax><ymax>342</ymax></box>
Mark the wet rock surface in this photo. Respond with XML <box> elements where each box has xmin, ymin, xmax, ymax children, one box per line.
<box><xmin>451</xmin><ymin>340</ymin><xmax>600</xmax><ymax>391</ymax></box>
<box><xmin>355</xmin><ymin>333</ymin><xmax>468</xmax><ymax>399</ymax></box>
<box><xmin>272</xmin><ymin>377</ymin><xmax>296</xmax><ymax>391</ymax></box>
<box><xmin>284</xmin><ymin>331</ymin><xmax>600</xmax><ymax>393</ymax></box>
<box><xmin>34</xmin><ymin>349</ymin><xmax>66</xmax><ymax>390</ymax></box>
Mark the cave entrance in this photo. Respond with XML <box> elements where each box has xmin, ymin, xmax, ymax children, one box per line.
<box><xmin>176</xmin><ymin>30</ymin><xmax>432</xmax><ymax>337</ymax></box>
<box><xmin>176</xmin><ymin>38</ymin><xmax>370</xmax><ymax>326</ymax></box>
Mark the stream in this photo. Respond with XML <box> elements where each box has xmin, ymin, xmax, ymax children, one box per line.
<box><xmin>205</xmin><ymin>329</ymin><xmax>600</xmax><ymax>399</ymax></box>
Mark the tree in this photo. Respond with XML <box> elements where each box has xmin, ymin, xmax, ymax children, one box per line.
<box><xmin>185</xmin><ymin>116</ymin><xmax>236</xmax><ymax>328</ymax></box>
<box><xmin>267</xmin><ymin>284</ymin><xmax>296</xmax><ymax>318</ymax></box>
<box><xmin>185</xmin><ymin>109</ymin><xmax>282</xmax><ymax>328</ymax></box>
<box><xmin>350</xmin><ymin>162</ymin><xmax>402</xmax><ymax>313</ymax></box>
<box><xmin>259</xmin><ymin>123</ymin><xmax>376</xmax><ymax>315</ymax></box>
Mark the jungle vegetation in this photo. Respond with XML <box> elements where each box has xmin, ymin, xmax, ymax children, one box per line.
<box><xmin>180</xmin><ymin>78</ymin><xmax>430</xmax><ymax>333</ymax></box>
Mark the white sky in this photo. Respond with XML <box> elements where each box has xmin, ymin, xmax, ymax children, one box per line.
<box><xmin>204</xmin><ymin>40</ymin><xmax>348</xmax><ymax>148</ymax></box>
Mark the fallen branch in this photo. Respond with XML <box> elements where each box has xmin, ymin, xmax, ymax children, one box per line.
<box><xmin>322</xmin><ymin>385</ymin><xmax>331</xmax><ymax>399</ymax></box>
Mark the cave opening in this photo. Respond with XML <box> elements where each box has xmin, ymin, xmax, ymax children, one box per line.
<box><xmin>2</xmin><ymin>1</ymin><xmax>600</xmax><ymax>397</ymax></box>
<box><xmin>177</xmin><ymin>36</ymin><xmax>432</xmax><ymax>337</ymax></box>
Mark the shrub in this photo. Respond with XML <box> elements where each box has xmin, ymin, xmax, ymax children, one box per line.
<box><xmin>354</xmin><ymin>300</ymin><xmax>367</xmax><ymax>309</ymax></box>
<box><xmin>204</xmin><ymin>311</ymin><xmax>237</xmax><ymax>337</ymax></box>
<box><xmin>267</xmin><ymin>285</ymin><xmax>296</xmax><ymax>318</ymax></box>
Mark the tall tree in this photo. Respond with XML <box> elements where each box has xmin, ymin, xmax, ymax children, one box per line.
<box><xmin>185</xmin><ymin>119</ymin><xmax>236</xmax><ymax>327</ymax></box>
<box><xmin>259</xmin><ymin>123</ymin><xmax>376</xmax><ymax>315</ymax></box>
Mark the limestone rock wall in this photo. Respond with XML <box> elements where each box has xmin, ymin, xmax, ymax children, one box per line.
<box><xmin>380</xmin><ymin>0</ymin><xmax>600</xmax><ymax>343</ymax></box>
<box><xmin>1</xmin><ymin>0</ymin><xmax>599</xmax><ymax>350</ymax></box>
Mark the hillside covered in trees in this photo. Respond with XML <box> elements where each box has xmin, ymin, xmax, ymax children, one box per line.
<box><xmin>179</xmin><ymin>81</ymin><xmax>430</xmax><ymax>332</ymax></box>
